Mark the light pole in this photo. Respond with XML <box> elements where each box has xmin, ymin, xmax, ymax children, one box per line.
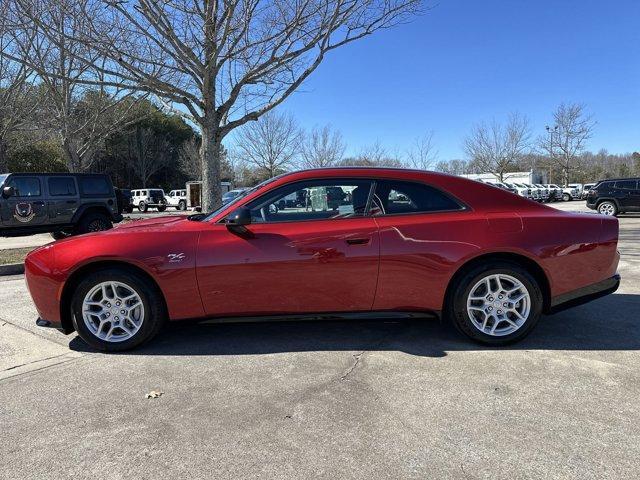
<box><xmin>546</xmin><ymin>125</ymin><xmax>558</xmax><ymax>184</ymax></box>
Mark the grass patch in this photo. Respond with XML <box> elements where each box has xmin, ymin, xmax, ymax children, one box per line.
<box><xmin>0</xmin><ymin>247</ymin><xmax>34</xmax><ymax>265</ymax></box>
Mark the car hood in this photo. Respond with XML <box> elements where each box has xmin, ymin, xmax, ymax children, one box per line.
<box><xmin>114</xmin><ymin>216</ymin><xmax>188</xmax><ymax>231</ymax></box>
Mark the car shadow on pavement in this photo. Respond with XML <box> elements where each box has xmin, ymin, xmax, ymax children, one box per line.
<box><xmin>69</xmin><ymin>293</ymin><xmax>640</xmax><ymax>357</ymax></box>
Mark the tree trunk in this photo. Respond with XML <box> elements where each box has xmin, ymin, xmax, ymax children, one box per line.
<box><xmin>63</xmin><ymin>137</ymin><xmax>82</xmax><ymax>172</ymax></box>
<box><xmin>0</xmin><ymin>138</ymin><xmax>8</xmax><ymax>172</ymax></box>
<box><xmin>200</xmin><ymin>119</ymin><xmax>222</xmax><ymax>212</ymax></box>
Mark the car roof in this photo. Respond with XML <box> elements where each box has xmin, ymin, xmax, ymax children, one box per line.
<box><xmin>209</xmin><ymin>167</ymin><xmax>550</xmax><ymax>223</ymax></box>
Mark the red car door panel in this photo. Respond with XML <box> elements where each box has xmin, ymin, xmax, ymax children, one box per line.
<box><xmin>372</xmin><ymin>212</ymin><xmax>486</xmax><ymax>312</ymax></box>
<box><xmin>196</xmin><ymin>218</ymin><xmax>380</xmax><ymax>317</ymax></box>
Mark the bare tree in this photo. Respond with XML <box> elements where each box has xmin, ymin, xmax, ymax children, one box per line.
<box><xmin>234</xmin><ymin>110</ymin><xmax>302</xmax><ymax>178</ymax></box>
<box><xmin>0</xmin><ymin>8</ymin><xmax>42</xmax><ymax>170</ymax></box>
<box><xmin>2</xmin><ymin>0</ymin><xmax>146</xmax><ymax>171</ymax></box>
<box><xmin>407</xmin><ymin>130</ymin><xmax>437</xmax><ymax>170</ymax></box>
<box><xmin>178</xmin><ymin>137</ymin><xmax>202</xmax><ymax>180</ymax></box>
<box><xmin>539</xmin><ymin>103</ymin><xmax>595</xmax><ymax>185</ymax></box>
<box><xmin>435</xmin><ymin>158</ymin><xmax>469</xmax><ymax>175</ymax></box>
<box><xmin>124</xmin><ymin>126</ymin><xmax>171</xmax><ymax>187</ymax></box>
<box><xmin>340</xmin><ymin>140</ymin><xmax>402</xmax><ymax>167</ymax></box>
<box><xmin>464</xmin><ymin>113</ymin><xmax>531</xmax><ymax>182</ymax></box>
<box><xmin>3</xmin><ymin>0</ymin><xmax>422</xmax><ymax>208</ymax></box>
<box><xmin>301</xmin><ymin>124</ymin><xmax>346</xmax><ymax>168</ymax></box>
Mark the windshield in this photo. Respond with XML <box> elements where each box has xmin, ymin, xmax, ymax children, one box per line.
<box><xmin>0</xmin><ymin>174</ymin><xmax>7</xmax><ymax>187</ymax></box>
<box><xmin>200</xmin><ymin>179</ymin><xmax>276</xmax><ymax>222</ymax></box>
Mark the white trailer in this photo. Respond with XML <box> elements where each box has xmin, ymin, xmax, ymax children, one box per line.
<box><xmin>186</xmin><ymin>181</ymin><xmax>232</xmax><ymax>210</ymax></box>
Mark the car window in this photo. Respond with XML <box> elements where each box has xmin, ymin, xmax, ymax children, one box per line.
<box><xmin>80</xmin><ymin>176</ymin><xmax>111</xmax><ymax>196</ymax></box>
<box><xmin>615</xmin><ymin>180</ymin><xmax>637</xmax><ymax>190</ymax></box>
<box><xmin>7</xmin><ymin>177</ymin><xmax>41</xmax><ymax>197</ymax></box>
<box><xmin>596</xmin><ymin>181</ymin><xmax>613</xmax><ymax>190</ymax></box>
<box><xmin>372</xmin><ymin>180</ymin><xmax>462</xmax><ymax>215</ymax></box>
<box><xmin>48</xmin><ymin>177</ymin><xmax>77</xmax><ymax>196</ymax></box>
<box><xmin>246</xmin><ymin>179</ymin><xmax>373</xmax><ymax>223</ymax></box>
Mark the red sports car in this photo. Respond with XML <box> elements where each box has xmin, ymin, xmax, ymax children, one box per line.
<box><xmin>25</xmin><ymin>168</ymin><xmax>620</xmax><ymax>351</ymax></box>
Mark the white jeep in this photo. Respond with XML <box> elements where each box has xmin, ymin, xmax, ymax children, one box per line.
<box><xmin>165</xmin><ymin>189</ymin><xmax>188</xmax><ymax>211</ymax></box>
<box><xmin>131</xmin><ymin>189</ymin><xmax>167</xmax><ymax>212</ymax></box>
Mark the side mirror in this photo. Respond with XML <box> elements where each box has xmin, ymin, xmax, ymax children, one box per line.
<box><xmin>2</xmin><ymin>186</ymin><xmax>15</xmax><ymax>198</ymax></box>
<box><xmin>225</xmin><ymin>207</ymin><xmax>251</xmax><ymax>226</ymax></box>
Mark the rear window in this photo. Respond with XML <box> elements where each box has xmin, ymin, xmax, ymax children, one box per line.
<box><xmin>80</xmin><ymin>176</ymin><xmax>111</xmax><ymax>196</ymax></box>
<box><xmin>373</xmin><ymin>180</ymin><xmax>463</xmax><ymax>215</ymax></box>
<box><xmin>48</xmin><ymin>177</ymin><xmax>77</xmax><ymax>196</ymax></box>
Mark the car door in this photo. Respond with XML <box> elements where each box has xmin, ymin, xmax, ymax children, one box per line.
<box><xmin>369</xmin><ymin>179</ymin><xmax>482</xmax><ymax>313</ymax></box>
<box><xmin>626</xmin><ymin>180</ymin><xmax>640</xmax><ymax>211</ymax></box>
<box><xmin>196</xmin><ymin>178</ymin><xmax>380</xmax><ymax>317</ymax></box>
<box><xmin>615</xmin><ymin>180</ymin><xmax>639</xmax><ymax>210</ymax></box>
<box><xmin>2</xmin><ymin>175</ymin><xmax>48</xmax><ymax>227</ymax></box>
<box><xmin>46</xmin><ymin>176</ymin><xmax>79</xmax><ymax>225</ymax></box>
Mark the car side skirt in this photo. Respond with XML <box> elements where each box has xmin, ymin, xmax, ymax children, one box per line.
<box><xmin>197</xmin><ymin>310</ymin><xmax>441</xmax><ymax>325</ymax></box>
<box><xmin>548</xmin><ymin>274</ymin><xmax>620</xmax><ymax>314</ymax></box>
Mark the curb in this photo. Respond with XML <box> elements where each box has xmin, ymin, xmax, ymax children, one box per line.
<box><xmin>0</xmin><ymin>263</ymin><xmax>25</xmax><ymax>276</ymax></box>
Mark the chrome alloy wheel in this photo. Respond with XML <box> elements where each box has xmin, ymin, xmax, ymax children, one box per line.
<box><xmin>466</xmin><ymin>274</ymin><xmax>531</xmax><ymax>337</ymax></box>
<box><xmin>598</xmin><ymin>202</ymin><xmax>615</xmax><ymax>216</ymax></box>
<box><xmin>82</xmin><ymin>281</ymin><xmax>145</xmax><ymax>342</ymax></box>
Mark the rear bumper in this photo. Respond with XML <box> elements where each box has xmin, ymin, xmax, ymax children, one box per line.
<box><xmin>549</xmin><ymin>274</ymin><xmax>620</xmax><ymax>314</ymax></box>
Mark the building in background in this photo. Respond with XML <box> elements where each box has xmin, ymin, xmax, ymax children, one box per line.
<box><xmin>459</xmin><ymin>170</ymin><xmax>548</xmax><ymax>185</ymax></box>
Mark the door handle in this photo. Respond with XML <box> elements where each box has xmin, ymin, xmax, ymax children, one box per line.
<box><xmin>346</xmin><ymin>238</ymin><xmax>370</xmax><ymax>246</ymax></box>
<box><xmin>66</xmin><ymin>200</ymin><xmax>77</xmax><ymax>204</ymax></box>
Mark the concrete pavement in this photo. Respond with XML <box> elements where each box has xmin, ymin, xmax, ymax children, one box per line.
<box><xmin>1</xmin><ymin>200</ymin><xmax>639</xmax><ymax>479</ymax></box>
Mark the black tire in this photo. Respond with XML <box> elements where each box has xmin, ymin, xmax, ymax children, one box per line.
<box><xmin>157</xmin><ymin>205</ymin><xmax>166</xmax><ymax>212</ymax></box>
<box><xmin>51</xmin><ymin>230</ymin><xmax>72</xmax><ymax>240</ymax></box>
<box><xmin>71</xmin><ymin>268</ymin><xmax>165</xmax><ymax>351</ymax></box>
<box><xmin>76</xmin><ymin>212</ymin><xmax>112</xmax><ymax>235</ymax></box>
<box><xmin>177</xmin><ymin>200</ymin><xmax>187</xmax><ymax>211</ymax></box>
<box><xmin>447</xmin><ymin>261</ymin><xmax>543</xmax><ymax>346</ymax></box>
<box><xmin>597</xmin><ymin>200</ymin><xmax>618</xmax><ymax>217</ymax></box>
<box><xmin>562</xmin><ymin>193</ymin><xmax>570</xmax><ymax>202</ymax></box>
<box><xmin>138</xmin><ymin>201</ymin><xmax>147</xmax><ymax>212</ymax></box>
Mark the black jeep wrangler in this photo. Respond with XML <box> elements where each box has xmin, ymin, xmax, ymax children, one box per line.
<box><xmin>0</xmin><ymin>173</ymin><xmax>123</xmax><ymax>239</ymax></box>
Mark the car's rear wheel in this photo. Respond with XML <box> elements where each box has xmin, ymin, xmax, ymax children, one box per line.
<box><xmin>562</xmin><ymin>193</ymin><xmax>570</xmax><ymax>201</ymax></box>
<box><xmin>76</xmin><ymin>212</ymin><xmax>112</xmax><ymax>235</ymax></box>
<box><xmin>71</xmin><ymin>269</ymin><xmax>165</xmax><ymax>351</ymax></box>
<box><xmin>448</xmin><ymin>262</ymin><xmax>543</xmax><ymax>345</ymax></box>
<box><xmin>597</xmin><ymin>201</ymin><xmax>618</xmax><ymax>216</ymax></box>
<box><xmin>138</xmin><ymin>201</ymin><xmax>148</xmax><ymax>212</ymax></box>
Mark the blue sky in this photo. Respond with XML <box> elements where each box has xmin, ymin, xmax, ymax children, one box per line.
<box><xmin>280</xmin><ymin>0</ymin><xmax>640</xmax><ymax>160</ymax></box>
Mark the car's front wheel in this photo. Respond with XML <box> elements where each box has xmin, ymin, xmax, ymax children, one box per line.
<box><xmin>562</xmin><ymin>193</ymin><xmax>570</xmax><ymax>201</ymax></box>
<box><xmin>177</xmin><ymin>200</ymin><xmax>187</xmax><ymax>211</ymax></box>
<box><xmin>448</xmin><ymin>262</ymin><xmax>543</xmax><ymax>345</ymax></box>
<box><xmin>597</xmin><ymin>201</ymin><xmax>618</xmax><ymax>216</ymax></box>
<box><xmin>138</xmin><ymin>201</ymin><xmax>147</xmax><ymax>212</ymax></box>
<box><xmin>71</xmin><ymin>268</ymin><xmax>165</xmax><ymax>351</ymax></box>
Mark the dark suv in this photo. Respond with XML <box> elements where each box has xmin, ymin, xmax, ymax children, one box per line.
<box><xmin>0</xmin><ymin>173</ymin><xmax>123</xmax><ymax>238</ymax></box>
<box><xmin>586</xmin><ymin>178</ymin><xmax>640</xmax><ymax>216</ymax></box>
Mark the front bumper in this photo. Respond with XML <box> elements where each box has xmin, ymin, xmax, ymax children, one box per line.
<box><xmin>549</xmin><ymin>274</ymin><xmax>620</xmax><ymax>313</ymax></box>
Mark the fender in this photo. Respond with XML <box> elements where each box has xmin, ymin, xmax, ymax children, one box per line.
<box><xmin>71</xmin><ymin>202</ymin><xmax>120</xmax><ymax>223</ymax></box>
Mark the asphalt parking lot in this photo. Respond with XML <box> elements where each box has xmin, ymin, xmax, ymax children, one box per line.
<box><xmin>1</xmin><ymin>201</ymin><xmax>639</xmax><ymax>479</ymax></box>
